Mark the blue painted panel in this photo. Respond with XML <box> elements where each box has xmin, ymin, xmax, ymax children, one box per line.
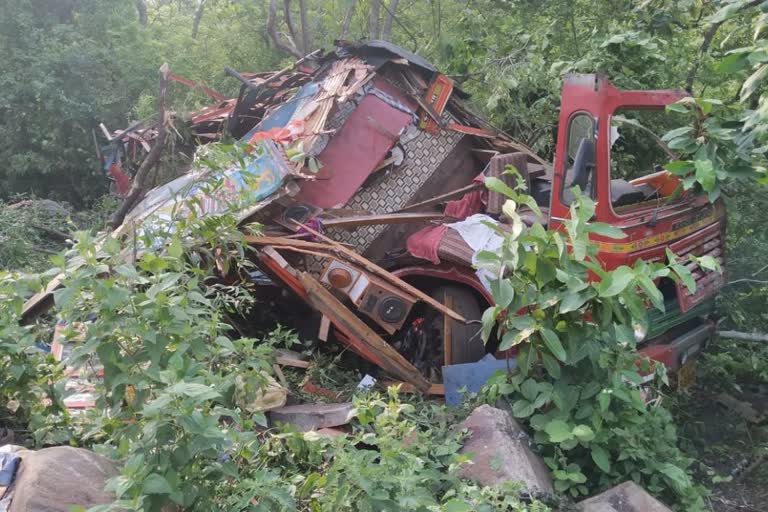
<box><xmin>443</xmin><ymin>354</ymin><xmax>517</xmax><ymax>406</ymax></box>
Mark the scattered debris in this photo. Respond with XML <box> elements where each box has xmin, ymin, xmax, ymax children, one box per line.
<box><xmin>268</xmin><ymin>402</ymin><xmax>354</xmax><ymax>431</ymax></box>
<box><xmin>234</xmin><ymin>372</ymin><xmax>288</xmax><ymax>413</ymax></box>
<box><xmin>443</xmin><ymin>354</ymin><xmax>517</xmax><ymax>406</ymax></box>
<box><xmin>715</xmin><ymin>393</ymin><xmax>766</xmax><ymax>424</ymax></box>
<box><xmin>456</xmin><ymin>405</ymin><xmax>554</xmax><ymax>493</ymax></box>
<box><xmin>576</xmin><ymin>481</ymin><xmax>673</xmax><ymax>512</ymax></box>
<box><xmin>7</xmin><ymin>446</ymin><xmax>118</xmax><ymax>512</ymax></box>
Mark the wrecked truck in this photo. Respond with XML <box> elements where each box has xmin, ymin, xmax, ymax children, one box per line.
<box><xmin>24</xmin><ymin>41</ymin><xmax>724</xmax><ymax>394</ymax></box>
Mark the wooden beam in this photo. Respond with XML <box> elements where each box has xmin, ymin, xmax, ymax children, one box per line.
<box><xmin>396</xmin><ymin>183</ymin><xmax>482</xmax><ymax>213</ymax></box>
<box><xmin>298</xmin><ymin>272</ymin><xmax>430</xmax><ymax>392</ymax></box>
<box><xmin>319</xmin><ymin>212</ymin><xmax>445</xmax><ymax>229</ymax></box>
<box><xmin>288</xmin><ymin>221</ymin><xmax>468</xmax><ymax>324</ymax></box>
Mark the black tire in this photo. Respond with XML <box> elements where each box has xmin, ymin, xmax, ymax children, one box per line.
<box><xmin>429</xmin><ymin>285</ymin><xmax>486</xmax><ymax>365</ymax></box>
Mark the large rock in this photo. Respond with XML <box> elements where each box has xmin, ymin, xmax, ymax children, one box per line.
<box><xmin>457</xmin><ymin>404</ymin><xmax>553</xmax><ymax>493</ymax></box>
<box><xmin>9</xmin><ymin>446</ymin><xmax>118</xmax><ymax>512</ymax></box>
<box><xmin>577</xmin><ymin>481</ymin><xmax>672</xmax><ymax>512</ymax></box>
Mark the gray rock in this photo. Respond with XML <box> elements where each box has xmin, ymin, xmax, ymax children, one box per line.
<box><xmin>9</xmin><ymin>446</ymin><xmax>118</xmax><ymax>512</ymax></box>
<box><xmin>577</xmin><ymin>481</ymin><xmax>673</xmax><ymax>512</ymax></box>
<box><xmin>457</xmin><ymin>404</ymin><xmax>554</xmax><ymax>493</ymax></box>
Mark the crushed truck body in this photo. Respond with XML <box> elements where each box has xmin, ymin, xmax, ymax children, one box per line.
<box><xmin>23</xmin><ymin>41</ymin><xmax>725</xmax><ymax>395</ymax></box>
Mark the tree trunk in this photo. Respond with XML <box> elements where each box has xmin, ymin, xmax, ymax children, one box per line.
<box><xmin>298</xmin><ymin>0</ymin><xmax>311</xmax><ymax>55</ymax></box>
<box><xmin>108</xmin><ymin>64</ymin><xmax>170</xmax><ymax>230</ymax></box>
<box><xmin>191</xmin><ymin>0</ymin><xmax>206</xmax><ymax>39</ymax></box>
<box><xmin>380</xmin><ymin>0</ymin><xmax>399</xmax><ymax>41</ymax></box>
<box><xmin>135</xmin><ymin>0</ymin><xmax>148</xmax><ymax>25</ymax></box>
<box><xmin>685</xmin><ymin>0</ymin><xmax>763</xmax><ymax>91</ymax></box>
<box><xmin>339</xmin><ymin>0</ymin><xmax>357</xmax><ymax>39</ymax></box>
<box><xmin>368</xmin><ymin>0</ymin><xmax>381</xmax><ymax>39</ymax></box>
<box><xmin>282</xmin><ymin>0</ymin><xmax>300</xmax><ymax>52</ymax></box>
<box><xmin>267</xmin><ymin>0</ymin><xmax>303</xmax><ymax>58</ymax></box>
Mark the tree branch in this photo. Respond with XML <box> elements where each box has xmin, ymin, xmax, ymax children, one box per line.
<box><xmin>368</xmin><ymin>0</ymin><xmax>381</xmax><ymax>39</ymax></box>
<box><xmin>282</xmin><ymin>0</ymin><xmax>299</xmax><ymax>51</ymax></box>
<box><xmin>108</xmin><ymin>64</ymin><xmax>170</xmax><ymax>230</ymax></box>
<box><xmin>685</xmin><ymin>0</ymin><xmax>763</xmax><ymax>91</ymax></box>
<box><xmin>717</xmin><ymin>330</ymin><xmax>768</xmax><ymax>343</ymax></box>
<box><xmin>339</xmin><ymin>0</ymin><xmax>357</xmax><ymax>39</ymax></box>
<box><xmin>191</xmin><ymin>0</ymin><xmax>206</xmax><ymax>39</ymax></box>
<box><xmin>135</xmin><ymin>0</ymin><xmax>147</xmax><ymax>25</ymax></box>
<box><xmin>380</xmin><ymin>0</ymin><xmax>399</xmax><ymax>41</ymax></box>
<box><xmin>268</xmin><ymin>0</ymin><xmax>303</xmax><ymax>58</ymax></box>
<box><xmin>298</xmin><ymin>0</ymin><xmax>310</xmax><ymax>55</ymax></box>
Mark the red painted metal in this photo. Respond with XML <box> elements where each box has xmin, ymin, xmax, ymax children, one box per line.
<box><xmin>393</xmin><ymin>264</ymin><xmax>493</xmax><ymax>304</ymax></box>
<box><xmin>295</xmin><ymin>90</ymin><xmax>413</xmax><ymax>208</ymax></box>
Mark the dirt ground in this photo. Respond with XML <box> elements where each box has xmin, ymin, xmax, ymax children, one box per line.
<box><xmin>675</xmin><ymin>378</ymin><xmax>768</xmax><ymax>512</ymax></box>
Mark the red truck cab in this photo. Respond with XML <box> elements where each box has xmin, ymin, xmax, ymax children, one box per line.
<box><xmin>549</xmin><ymin>74</ymin><xmax>724</xmax><ymax>378</ymax></box>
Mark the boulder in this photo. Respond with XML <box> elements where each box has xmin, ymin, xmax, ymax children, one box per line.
<box><xmin>577</xmin><ymin>481</ymin><xmax>673</xmax><ymax>512</ymax></box>
<box><xmin>269</xmin><ymin>402</ymin><xmax>354</xmax><ymax>431</ymax></box>
<box><xmin>9</xmin><ymin>446</ymin><xmax>118</xmax><ymax>512</ymax></box>
<box><xmin>457</xmin><ymin>404</ymin><xmax>553</xmax><ymax>493</ymax></box>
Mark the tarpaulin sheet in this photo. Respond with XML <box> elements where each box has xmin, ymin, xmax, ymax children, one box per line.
<box><xmin>295</xmin><ymin>93</ymin><xmax>412</xmax><ymax>208</ymax></box>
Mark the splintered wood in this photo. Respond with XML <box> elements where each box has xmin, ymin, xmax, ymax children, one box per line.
<box><xmin>246</xmin><ymin>230</ymin><xmax>467</xmax><ymax>323</ymax></box>
<box><xmin>298</xmin><ymin>272</ymin><xmax>431</xmax><ymax>392</ymax></box>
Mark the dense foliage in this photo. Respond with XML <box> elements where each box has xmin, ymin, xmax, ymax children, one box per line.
<box><xmin>2</xmin><ymin>0</ymin><xmax>768</xmax><ymax>511</ymax></box>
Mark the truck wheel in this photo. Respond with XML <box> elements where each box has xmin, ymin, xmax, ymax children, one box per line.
<box><xmin>429</xmin><ymin>285</ymin><xmax>486</xmax><ymax>365</ymax></box>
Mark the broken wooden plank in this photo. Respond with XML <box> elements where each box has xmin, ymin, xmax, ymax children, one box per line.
<box><xmin>288</xmin><ymin>221</ymin><xmax>468</xmax><ymax>324</ymax></box>
<box><xmin>383</xmin><ymin>381</ymin><xmax>445</xmax><ymax>396</ymax></box>
<box><xmin>272</xmin><ymin>364</ymin><xmax>288</xmax><ymax>387</ymax></box>
<box><xmin>298</xmin><ymin>272</ymin><xmax>431</xmax><ymax>392</ymax></box>
<box><xmin>319</xmin><ymin>212</ymin><xmax>445</xmax><ymax>229</ymax></box>
<box><xmin>318</xmin><ymin>315</ymin><xmax>331</xmax><ymax>342</ymax></box>
<box><xmin>268</xmin><ymin>402</ymin><xmax>354</xmax><ymax>431</ymax></box>
<box><xmin>275</xmin><ymin>355</ymin><xmax>310</xmax><ymax>369</ymax></box>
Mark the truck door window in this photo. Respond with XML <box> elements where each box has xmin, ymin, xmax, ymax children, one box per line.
<box><xmin>609</xmin><ymin>108</ymin><xmax>677</xmax><ymax>210</ymax></box>
<box><xmin>561</xmin><ymin>112</ymin><xmax>596</xmax><ymax>205</ymax></box>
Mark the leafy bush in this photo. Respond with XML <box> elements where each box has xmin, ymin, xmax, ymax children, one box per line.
<box><xmin>477</xmin><ymin>177</ymin><xmax>706</xmax><ymax>509</ymax></box>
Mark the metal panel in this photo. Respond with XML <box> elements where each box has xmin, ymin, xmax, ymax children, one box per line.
<box><xmin>295</xmin><ymin>93</ymin><xmax>412</xmax><ymax>208</ymax></box>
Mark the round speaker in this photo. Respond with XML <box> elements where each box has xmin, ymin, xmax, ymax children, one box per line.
<box><xmin>378</xmin><ymin>296</ymin><xmax>406</xmax><ymax>324</ymax></box>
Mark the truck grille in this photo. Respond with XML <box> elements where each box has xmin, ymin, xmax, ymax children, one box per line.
<box><xmin>670</xmin><ymin>222</ymin><xmax>725</xmax><ymax>313</ymax></box>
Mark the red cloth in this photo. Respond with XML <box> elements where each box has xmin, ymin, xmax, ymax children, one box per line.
<box><xmin>406</xmin><ymin>224</ymin><xmax>448</xmax><ymax>264</ymax></box>
<box><xmin>444</xmin><ymin>189</ymin><xmax>484</xmax><ymax>219</ymax></box>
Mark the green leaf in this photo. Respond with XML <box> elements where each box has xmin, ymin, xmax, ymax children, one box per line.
<box><xmin>444</xmin><ymin>500</ymin><xmax>472</xmax><ymax>512</ymax></box>
<box><xmin>636</xmin><ymin>274</ymin><xmax>664</xmax><ymax>311</ymax></box>
<box><xmin>484</xmin><ymin>177</ymin><xmax>516</xmax><ymax>199</ymax></box>
<box><xmin>694</xmin><ymin>160</ymin><xmax>716</xmax><ymax>192</ymax></box>
<box><xmin>520</xmin><ymin>379</ymin><xmax>539</xmax><ymax>401</ymax></box>
<box><xmin>587</xmin><ymin>222</ymin><xmax>625</xmax><ymax>239</ymax></box>
<box><xmin>591</xmin><ymin>446</ymin><xmax>612</xmax><ymax>473</ymax></box>
<box><xmin>544</xmin><ymin>420</ymin><xmax>574</xmax><ymax>442</ymax></box>
<box><xmin>540</xmin><ymin>328</ymin><xmax>567</xmax><ymax>362</ymax></box>
<box><xmin>541</xmin><ymin>352</ymin><xmax>561</xmax><ymax>378</ymax></box>
<box><xmin>572</xmin><ymin>424</ymin><xmax>595</xmax><ymax>441</ymax></box>
<box><xmin>499</xmin><ymin>327</ymin><xmax>535</xmax><ymax>351</ymax></box>
<box><xmin>665</xmin><ymin>102</ymin><xmax>690</xmax><ymax>114</ymax></box>
<box><xmin>664</xmin><ymin>160</ymin><xmax>694</xmax><ymax>175</ymax></box>
<box><xmin>718</xmin><ymin>52</ymin><xmax>750</xmax><ymax>73</ymax></box>
<box><xmin>490</xmin><ymin>279</ymin><xmax>514</xmax><ymax>308</ymax></box>
<box><xmin>671</xmin><ymin>263</ymin><xmax>696</xmax><ymax>293</ymax></box>
<box><xmin>512</xmin><ymin>399</ymin><xmax>536</xmax><ymax>418</ymax></box>
<box><xmin>142</xmin><ymin>473</ymin><xmax>173</xmax><ymax>495</ymax></box>
<box><xmin>742</xmin><ymin>64</ymin><xmax>768</xmax><ymax>101</ymax></box>
<box><xmin>709</xmin><ymin>0</ymin><xmax>752</xmax><ymax>24</ymax></box>
<box><xmin>598</xmin><ymin>266</ymin><xmax>634</xmax><ymax>297</ymax></box>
